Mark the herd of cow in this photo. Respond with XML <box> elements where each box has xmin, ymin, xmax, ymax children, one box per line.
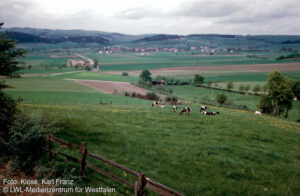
<box><xmin>151</xmin><ymin>101</ymin><xmax>220</xmax><ymax>115</ymax></box>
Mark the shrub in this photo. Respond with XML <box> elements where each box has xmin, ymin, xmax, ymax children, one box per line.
<box><xmin>207</xmin><ymin>81</ymin><xmax>213</xmax><ymax>86</ymax></box>
<box><xmin>124</xmin><ymin>92</ymin><xmax>130</xmax><ymax>96</ymax></box>
<box><xmin>85</xmin><ymin>66</ymin><xmax>91</xmax><ymax>71</ymax></box>
<box><xmin>180</xmin><ymin>81</ymin><xmax>189</xmax><ymax>85</ymax></box>
<box><xmin>146</xmin><ymin>92</ymin><xmax>159</xmax><ymax>100</ymax></box>
<box><xmin>253</xmin><ymin>85</ymin><xmax>261</xmax><ymax>93</ymax></box>
<box><xmin>131</xmin><ymin>92</ymin><xmax>136</xmax><ymax>97</ymax></box>
<box><xmin>227</xmin><ymin>82</ymin><xmax>234</xmax><ymax>90</ymax></box>
<box><xmin>256</xmin><ymin>95</ymin><xmax>273</xmax><ymax>114</ymax></box>
<box><xmin>239</xmin><ymin>85</ymin><xmax>245</xmax><ymax>91</ymax></box>
<box><xmin>194</xmin><ymin>74</ymin><xmax>204</xmax><ymax>85</ymax></box>
<box><xmin>0</xmin><ymin>92</ymin><xmax>17</xmax><ymax>141</ymax></box>
<box><xmin>244</xmin><ymin>85</ymin><xmax>250</xmax><ymax>92</ymax></box>
<box><xmin>217</xmin><ymin>93</ymin><xmax>227</xmax><ymax>106</ymax></box>
<box><xmin>122</xmin><ymin>72</ymin><xmax>129</xmax><ymax>76</ymax></box>
<box><xmin>166</xmin><ymin>96</ymin><xmax>178</xmax><ymax>104</ymax></box>
<box><xmin>8</xmin><ymin>115</ymin><xmax>58</xmax><ymax>175</ymax></box>
<box><xmin>138</xmin><ymin>79</ymin><xmax>152</xmax><ymax>88</ymax></box>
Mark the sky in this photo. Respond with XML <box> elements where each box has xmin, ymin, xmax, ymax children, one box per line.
<box><xmin>1</xmin><ymin>0</ymin><xmax>300</xmax><ymax>35</ymax></box>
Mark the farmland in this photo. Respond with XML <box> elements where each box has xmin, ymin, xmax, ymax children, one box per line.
<box><xmin>2</xmin><ymin>32</ymin><xmax>300</xmax><ymax>195</ymax></box>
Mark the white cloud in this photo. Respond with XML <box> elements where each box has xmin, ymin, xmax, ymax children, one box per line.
<box><xmin>0</xmin><ymin>0</ymin><xmax>299</xmax><ymax>35</ymax></box>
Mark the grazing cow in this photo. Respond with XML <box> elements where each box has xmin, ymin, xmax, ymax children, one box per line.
<box><xmin>201</xmin><ymin>111</ymin><xmax>219</xmax><ymax>115</ymax></box>
<box><xmin>200</xmin><ymin>105</ymin><xmax>208</xmax><ymax>112</ymax></box>
<box><xmin>172</xmin><ymin>105</ymin><xmax>178</xmax><ymax>112</ymax></box>
<box><xmin>255</xmin><ymin>111</ymin><xmax>261</xmax><ymax>116</ymax></box>
<box><xmin>160</xmin><ymin>102</ymin><xmax>165</xmax><ymax>109</ymax></box>
<box><xmin>179</xmin><ymin>107</ymin><xmax>192</xmax><ymax>115</ymax></box>
<box><xmin>152</xmin><ymin>101</ymin><xmax>160</xmax><ymax>107</ymax></box>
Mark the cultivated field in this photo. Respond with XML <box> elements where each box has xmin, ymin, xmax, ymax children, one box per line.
<box><xmin>73</xmin><ymin>79</ymin><xmax>152</xmax><ymax>96</ymax></box>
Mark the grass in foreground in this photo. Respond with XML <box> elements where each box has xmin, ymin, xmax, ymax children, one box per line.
<box><xmin>20</xmin><ymin>104</ymin><xmax>300</xmax><ymax>196</ymax></box>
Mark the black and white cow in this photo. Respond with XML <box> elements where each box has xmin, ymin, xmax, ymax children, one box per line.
<box><xmin>201</xmin><ymin>111</ymin><xmax>219</xmax><ymax>115</ymax></box>
<box><xmin>172</xmin><ymin>105</ymin><xmax>178</xmax><ymax>112</ymax></box>
<box><xmin>179</xmin><ymin>107</ymin><xmax>192</xmax><ymax>115</ymax></box>
<box><xmin>152</xmin><ymin>101</ymin><xmax>165</xmax><ymax>108</ymax></box>
<box><xmin>200</xmin><ymin>105</ymin><xmax>208</xmax><ymax>112</ymax></box>
<box><xmin>152</xmin><ymin>101</ymin><xmax>160</xmax><ymax>107</ymax></box>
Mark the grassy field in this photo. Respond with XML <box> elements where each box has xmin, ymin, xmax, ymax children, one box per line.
<box><xmin>19</xmin><ymin>103</ymin><xmax>300</xmax><ymax>196</ymax></box>
<box><xmin>53</xmin><ymin>71</ymin><xmax>139</xmax><ymax>82</ymax></box>
<box><xmin>2</xmin><ymin>48</ymin><xmax>300</xmax><ymax>195</ymax></box>
<box><xmin>4</xmin><ymin>77</ymin><xmax>150</xmax><ymax>105</ymax></box>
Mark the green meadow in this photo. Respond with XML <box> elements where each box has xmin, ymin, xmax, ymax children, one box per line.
<box><xmin>53</xmin><ymin>71</ymin><xmax>139</xmax><ymax>82</ymax></box>
<box><xmin>2</xmin><ymin>48</ymin><xmax>300</xmax><ymax>195</ymax></box>
<box><xmin>19</xmin><ymin>103</ymin><xmax>300</xmax><ymax>196</ymax></box>
<box><xmin>4</xmin><ymin>77</ymin><xmax>149</xmax><ymax>105</ymax></box>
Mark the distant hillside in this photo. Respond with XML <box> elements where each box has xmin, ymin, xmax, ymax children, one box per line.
<box><xmin>135</xmin><ymin>34</ymin><xmax>181</xmax><ymax>42</ymax></box>
<box><xmin>6</xmin><ymin>31</ymin><xmax>110</xmax><ymax>44</ymax></box>
<box><xmin>1</xmin><ymin>27</ymin><xmax>300</xmax><ymax>49</ymax></box>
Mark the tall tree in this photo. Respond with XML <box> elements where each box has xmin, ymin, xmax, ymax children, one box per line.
<box><xmin>139</xmin><ymin>69</ymin><xmax>152</xmax><ymax>82</ymax></box>
<box><xmin>0</xmin><ymin>22</ymin><xmax>26</xmax><ymax>140</ymax></box>
<box><xmin>264</xmin><ymin>71</ymin><xmax>294</xmax><ymax>117</ymax></box>
<box><xmin>0</xmin><ymin>23</ymin><xmax>27</xmax><ymax>76</ymax></box>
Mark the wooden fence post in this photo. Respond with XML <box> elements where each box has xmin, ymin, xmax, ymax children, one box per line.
<box><xmin>79</xmin><ymin>142</ymin><xmax>87</xmax><ymax>177</ymax></box>
<box><xmin>135</xmin><ymin>172</ymin><xmax>146</xmax><ymax>196</ymax></box>
<box><xmin>46</xmin><ymin>134</ymin><xmax>51</xmax><ymax>161</ymax></box>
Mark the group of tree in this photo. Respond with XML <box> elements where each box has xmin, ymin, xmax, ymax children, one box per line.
<box><xmin>257</xmin><ymin>71</ymin><xmax>299</xmax><ymax>118</ymax></box>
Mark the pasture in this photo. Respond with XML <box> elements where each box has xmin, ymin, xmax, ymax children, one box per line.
<box><xmin>3</xmin><ymin>47</ymin><xmax>300</xmax><ymax>195</ymax></box>
<box><xmin>19</xmin><ymin>103</ymin><xmax>300</xmax><ymax>196</ymax></box>
<box><xmin>4</xmin><ymin>77</ymin><xmax>150</xmax><ymax>105</ymax></box>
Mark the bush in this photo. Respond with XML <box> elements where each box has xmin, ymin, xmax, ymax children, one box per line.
<box><xmin>253</xmin><ymin>85</ymin><xmax>261</xmax><ymax>93</ymax></box>
<box><xmin>146</xmin><ymin>92</ymin><xmax>159</xmax><ymax>100</ymax></box>
<box><xmin>8</xmin><ymin>115</ymin><xmax>58</xmax><ymax>175</ymax></box>
<box><xmin>166</xmin><ymin>96</ymin><xmax>178</xmax><ymax>104</ymax></box>
<box><xmin>0</xmin><ymin>92</ymin><xmax>17</xmax><ymax>141</ymax></box>
<box><xmin>244</xmin><ymin>85</ymin><xmax>250</xmax><ymax>92</ymax></box>
<box><xmin>131</xmin><ymin>92</ymin><xmax>136</xmax><ymax>97</ymax></box>
<box><xmin>180</xmin><ymin>81</ymin><xmax>189</xmax><ymax>85</ymax></box>
<box><xmin>227</xmin><ymin>82</ymin><xmax>234</xmax><ymax>90</ymax></box>
<box><xmin>256</xmin><ymin>95</ymin><xmax>273</xmax><ymax>114</ymax></box>
<box><xmin>194</xmin><ymin>74</ymin><xmax>204</xmax><ymax>85</ymax></box>
<box><xmin>239</xmin><ymin>85</ymin><xmax>244</xmax><ymax>91</ymax></box>
<box><xmin>122</xmin><ymin>72</ymin><xmax>129</xmax><ymax>76</ymax></box>
<box><xmin>207</xmin><ymin>81</ymin><xmax>213</xmax><ymax>86</ymax></box>
<box><xmin>85</xmin><ymin>66</ymin><xmax>91</xmax><ymax>71</ymax></box>
<box><xmin>138</xmin><ymin>79</ymin><xmax>152</xmax><ymax>88</ymax></box>
<box><xmin>217</xmin><ymin>93</ymin><xmax>227</xmax><ymax>106</ymax></box>
<box><xmin>124</xmin><ymin>92</ymin><xmax>130</xmax><ymax>96</ymax></box>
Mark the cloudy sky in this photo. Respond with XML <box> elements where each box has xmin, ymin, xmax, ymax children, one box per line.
<box><xmin>1</xmin><ymin>0</ymin><xmax>300</xmax><ymax>35</ymax></box>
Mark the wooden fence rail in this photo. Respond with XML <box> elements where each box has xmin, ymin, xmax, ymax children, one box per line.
<box><xmin>46</xmin><ymin>134</ymin><xmax>184</xmax><ymax>196</ymax></box>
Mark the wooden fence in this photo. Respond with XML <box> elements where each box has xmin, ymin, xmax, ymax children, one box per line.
<box><xmin>46</xmin><ymin>134</ymin><xmax>184</xmax><ymax>196</ymax></box>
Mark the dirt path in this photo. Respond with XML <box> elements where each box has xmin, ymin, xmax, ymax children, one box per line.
<box><xmin>102</xmin><ymin>62</ymin><xmax>300</xmax><ymax>76</ymax></box>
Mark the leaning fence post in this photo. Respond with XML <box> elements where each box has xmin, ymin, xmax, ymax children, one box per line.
<box><xmin>79</xmin><ymin>142</ymin><xmax>87</xmax><ymax>177</ymax></box>
<box><xmin>46</xmin><ymin>134</ymin><xmax>51</xmax><ymax>161</ymax></box>
<box><xmin>136</xmin><ymin>172</ymin><xmax>146</xmax><ymax>196</ymax></box>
